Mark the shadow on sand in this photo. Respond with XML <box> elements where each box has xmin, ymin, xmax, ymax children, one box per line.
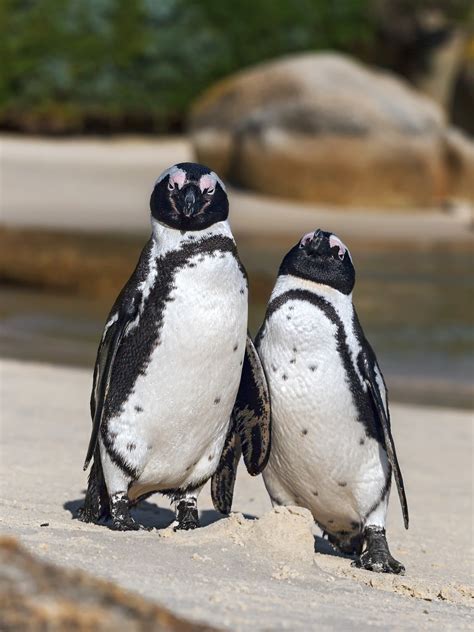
<box><xmin>314</xmin><ymin>534</ymin><xmax>357</xmax><ymax>561</ymax></box>
<box><xmin>64</xmin><ymin>498</ymin><xmax>347</xmax><ymax>561</ymax></box>
<box><xmin>64</xmin><ymin>496</ymin><xmax>254</xmax><ymax>530</ymax></box>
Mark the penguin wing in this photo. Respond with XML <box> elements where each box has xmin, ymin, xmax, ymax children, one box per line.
<box><xmin>211</xmin><ymin>418</ymin><xmax>242</xmax><ymax>514</ymax></box>
<box><xmin>83</xmin><ymin>293</ymin><xmax>140</xmax><ymax>472</ymax></box>
<box><xmin>211</xmin><ymin>334</ymin><xmax>271</xmax><ymax>513</ymax></box>
<box><xmin>360</xmin><ymin>347</ymin><xmax>409</xmax><ymax>529</ymax></box>
<box><xmin>235</xmin><ymin>334</ymin><xmax>271</xmax><ymax>476</ymax></box>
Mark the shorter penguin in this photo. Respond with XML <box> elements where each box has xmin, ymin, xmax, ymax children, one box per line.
<box><xmin>255</xmin><ymin>229</ymin><xmax>408</xmax><ymax>573</ymax></box>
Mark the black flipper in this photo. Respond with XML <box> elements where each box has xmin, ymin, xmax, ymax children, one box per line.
<box><xmin>211</xmin><ymin>335</ymin><xmax>271</xmax><ymax>513</ymax></box>
<box><xmin>83</xmin><ymin>294</ymin><xmax>139</xmax><ymax>472</ymax></box>
<box><xmin>234</xmin><ymin>335</ymin><xmax>271</xmax><ymax>476</ymax></box>
<box><xmin>77</xmin><ymin>446</ymin><xmax>110</xmax><ymax>522</ymax></box>
<box><xmin>211</xmin><ymin>419</ymin><xmax>242</xmax><ymax>514</ymax></box>
<box><xmin>360</xmin><ymin>349</ymin><xmax>409</xmax><ymax>529</ymax></box>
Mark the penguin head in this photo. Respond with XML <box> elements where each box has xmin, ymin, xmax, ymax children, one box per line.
<box><xmin>150</xmin><ymin>162</ymin><xmax>229</xmax><ymax>231</ymax></box>
<box><xmin>279</xmin><ymin>229</ymin><xmax>355</xmax><ymax>294</ymax></box>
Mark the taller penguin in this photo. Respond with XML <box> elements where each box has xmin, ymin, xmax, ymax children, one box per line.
<box><xmin>78</xmin><ymin>163</ymin><xmax>270</xmax><ymax>531</ymax></box>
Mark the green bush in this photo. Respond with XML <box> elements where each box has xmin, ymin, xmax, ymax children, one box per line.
<box><xmin>0</xmin><ymin>0</ymin><xmax>375</xmax><ymax>133</ymax></box>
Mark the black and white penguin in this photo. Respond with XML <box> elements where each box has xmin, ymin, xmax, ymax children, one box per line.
<box><xmin>78</xmin><ymin>162</ymin><xmax>270</xmax><ymax>531</ymax></box>
<box><xmin>255</xmin><ymin>229</ymin><xmax>409</xmax><ymax>573</ymax></box>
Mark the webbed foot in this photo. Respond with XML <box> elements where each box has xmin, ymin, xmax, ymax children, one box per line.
<box><xmin>77</xmin><ymin>504</ymin><xmax>100</xmax><ymax>524</ymax></box>
<box><xmin>174</xmin><ymin>498</ymin><xmax>200</xmax><ymax>531</ymax></box>
<box><xmin>352</xmin><ymin>526</ymin><xmax>405</xmax><ymax>574</ymax></box>
<box><xmin>109</xmin><ymin>492</ymin><xmax>151</xmax><ymax>531</ymax></box>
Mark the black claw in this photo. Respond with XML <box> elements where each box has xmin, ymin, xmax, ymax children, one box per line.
<box><xmin>352</xmin><ymin>554</ymin><xmax>405</xmax><ymax>574</ymax></box>
<box><xmin>111</xmin><ymin>517</ymin><xmax>140</xmax><ymax>531</ymax></box>
<box><xmin>111</xmin><ymin>517</ymin><xmax>150</xmax><ymax>531</ymax></box>
<box><xmin>353</xmin><ymin>526</ymin><xmax>405</xmax><ymax>575</ymax></box>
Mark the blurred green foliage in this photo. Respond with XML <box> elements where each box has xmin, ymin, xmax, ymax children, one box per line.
<box><xmin>0</xmin><ymin>0</ymin><xmax>375</xmax><ymax>133</ymax></box>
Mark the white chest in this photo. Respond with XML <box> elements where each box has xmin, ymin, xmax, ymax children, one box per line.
<box><xmin>109</xmin><ymin>249</ymin><xmax>248</xmax><ymax>495</ymax></box>
<box><xmin>259</xmin><ymin>283</ymin><xmax>388</xmax><ymax>528</ymax></box>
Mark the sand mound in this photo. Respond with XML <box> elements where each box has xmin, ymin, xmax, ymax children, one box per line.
<box><xmin>160</xmin><ymin>507</ymin><xmax>315</xmax><ymax>564</ymax></box>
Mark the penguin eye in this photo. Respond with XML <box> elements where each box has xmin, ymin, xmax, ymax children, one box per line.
<box><xmin>207</xmin><ymin>186</ymin><xmax>215</xmax><ymax>195</ymax></box>
<box><xmin>168</xmin><ymin>179</ymin><xmax>175</xmax><ymax>192</ymax></box>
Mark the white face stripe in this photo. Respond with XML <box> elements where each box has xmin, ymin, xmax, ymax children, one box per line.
<box><xmin>209</xmin><ymin>170</ymin><xmax>226</xmax><ymax>193</ymax></box>
<box><xmin>300</xmin><ymin>231</ymin><xmax>315</xmax><ymax>247</ymax></box>
<box><xmin>154</xmin><ymin>166</ymin><xmax>226</xmax><ymax>193</ymax></box>
<box><xmin>154</xmin><ymin>165</ymin><xmax>186</xmax><ymax>189</ymax></box>
<box><xmin>198</xmin><ymin>171</ymin><xmax>226</xmax><ymax>193</ymax></box>
<box><xmin>329</xmin><ymin>234</ymin><xmax>352</xmax><ymax>262</ymax></box>
<box><xmin>199</xmin><ymin>173</ymin><xmax>216</xmax><ymax>193</ymax></box>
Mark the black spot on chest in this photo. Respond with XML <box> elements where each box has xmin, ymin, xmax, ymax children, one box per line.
<box><xmin>263</xmin><ymin>289</ymin><xmax>385</xmax><ymax>442</ymax></box>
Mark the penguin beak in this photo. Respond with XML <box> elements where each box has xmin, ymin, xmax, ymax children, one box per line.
<box><xmin>306</xmin><ymin>229</ymin><xmax>324</xmax><ymax>254</ymax></box>
<box><xmin>182</xmin><ymin>186</ymin><xmax>198</xmax><ymax>218</ymax></box>
<box><xmin>311</xmin><ymin>229</ymin><xmax>323</xmax><ymax>248</ymax></box>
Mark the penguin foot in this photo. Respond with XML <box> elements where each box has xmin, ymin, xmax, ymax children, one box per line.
<box><xmin>174</xmin><ymin>499</ymin><xmax>200</xmax><ymax>531</ymax></box>
<box><xmin>76</xmin><ymin>504</ymin><xmax>100</xmax><ymax>524</ymax></box>
<box><xmin>352</xmin><ymin>526</ymin><xmax>405</xmax><ymax>575</ymax></box>
<box><xmin>109</xmin><ymin>492</ymin><xmax>151</xmax><ymax>532</ymax></box>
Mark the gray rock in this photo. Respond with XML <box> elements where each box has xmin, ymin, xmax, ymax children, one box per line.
<box><xmin>189</xmin><ymin>53</ymin><xmax>473</xmax><ymax>207</ymax></box>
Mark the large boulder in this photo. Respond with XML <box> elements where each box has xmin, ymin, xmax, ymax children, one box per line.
<box><xmin>189</xmin><ymin>53</ymin><xmax>474</xmax><ymax>207</ymax></box>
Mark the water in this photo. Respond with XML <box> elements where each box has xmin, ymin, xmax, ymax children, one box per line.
<box><xmin>1</xmin><ymin>238</ymin><xmax>473</xmax><ymax>408</ymax></box>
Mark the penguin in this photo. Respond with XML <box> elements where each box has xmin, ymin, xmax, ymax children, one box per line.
<box><xmin>77</xmin><ymin>162</ymin><xmax>270</xmax><ymax>531</ymax></box>
<box><xmin>255</xmin><ymin>229</ymin><xmax>409</xmax><ymax>573</ymax></box>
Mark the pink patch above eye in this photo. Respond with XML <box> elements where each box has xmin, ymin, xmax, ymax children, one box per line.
<box><xmin>170</xmin><ymin>169</ymin><xmax>186</xmax><ymax>189</ymax></box>
<box><xmin>300</xmin><ymin>231</ymin><xmax>315</xmax><ymax>247</ymax></box>
<box><xmin>199</xmin><ymin>174</ymin><xmax>216</xmax><ymax>192</ymax></box>
<box><xmin>329</xmin><ymin>234</ymin><xmax>348</xmax><ymax>260</ymax></box>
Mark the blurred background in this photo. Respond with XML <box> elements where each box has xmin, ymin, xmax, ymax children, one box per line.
<box><xmin>1</xmin><ymin>0</ymin><xmax>473</xmax><ymax>408</ymax></box>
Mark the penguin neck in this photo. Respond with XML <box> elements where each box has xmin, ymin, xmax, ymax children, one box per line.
<box><xmin>150</xmin><ymin>218</ymin><xmax>234</xmax><ymax>256</ymax></box>
<box><xmin>272</xmin><ymin>274</ymin><xmax>353</xmax><ymax>308</ymax></box>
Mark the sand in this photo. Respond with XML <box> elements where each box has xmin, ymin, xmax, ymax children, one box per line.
<box><xmin>0</xmin><ymin>358</ymin><xmax>472</xmax><ymax>630</ymax></box>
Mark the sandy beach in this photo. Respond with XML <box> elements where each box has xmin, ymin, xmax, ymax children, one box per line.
<box><xmin>1</xmin><ymin>358</ymin><xmax>472</xmax><ymax>630</ymax></box>
<box><xmin>1</xmin><ymin>134</ymin><xmax>473</xmax><ymax>629</ymax></box>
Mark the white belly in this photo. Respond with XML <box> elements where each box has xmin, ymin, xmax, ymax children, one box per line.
<box><xmin>107</xmin><ymin>250</ymin><xmax>248</xmax><ymax>499</ymax></box>
<box><xmin>259</xmin><ymin>297</ymin><xmax>388</xmax><ymax>531</ymax></box>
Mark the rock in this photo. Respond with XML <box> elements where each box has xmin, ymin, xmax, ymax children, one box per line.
<box><xmin>189</xmin><ymin>52</ymin><xmax>474</xmax><ymax>207</ymax></box>
<box><xmin>443</xmin><ymin>127</ymin><xmax>474</xmax><ymax>201</ymax></box>
<box><xmin>0</xmin><ymin>537</ymin><xmax>216</xmax><ymax>631</ymax></box>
